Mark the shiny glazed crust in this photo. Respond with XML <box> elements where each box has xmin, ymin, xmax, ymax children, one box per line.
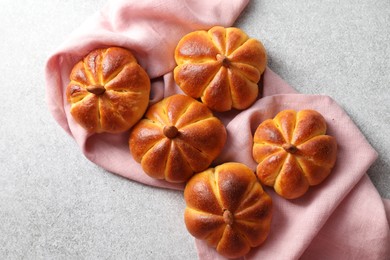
<box><xmin>184</xmin><ymin>162</ymin><xmax>273</xmax><ymax>258</ymax></box>
<box><xmin>174</xmin><ymin>26</ymin><xmax>267</xmax><ymax>112</ymax></box>
<box><xmin>253</xmin><ymin>109</ymin><xmax>338</xmax><ymax>199</ymax></box>
<box><xmin>66</xmin><ymin>47</ymin><xmax>150</xmax><ymax>133</ymax></box>
<box><xmin>129</xmin><ymin>94</ymin><xmax>227</xmax><ymax>183</ymax></box>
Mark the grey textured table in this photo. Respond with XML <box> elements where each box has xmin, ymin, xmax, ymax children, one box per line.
<box><xmin>1</xmin><ymin>0</ymin><xmax>389</xmax><ymax>259</ymax></box>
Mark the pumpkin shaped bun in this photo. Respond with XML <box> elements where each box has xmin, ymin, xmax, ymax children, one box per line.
<box><xmin>174</xmin><ymin>26</ymin><xmax>267</xmax><ymax>112</ymax></box>
<box><xmin>184</xmin><ymin>162</ymin><xmax>273</xmax><ymax>259</ymax></box>
<box><xmin>66</xmin><ymin>47</ymin><xmax>150</xmax><ymax>133</ymax></box>
<box><xmin>129</xmin><ymin>94</ymin><xmax>227</xmax><ymax>183</ymax></box>
<box><xmin>253</xmin><ymin>109</ymin><xmax>338</xmax><ymax>199</ymax></box>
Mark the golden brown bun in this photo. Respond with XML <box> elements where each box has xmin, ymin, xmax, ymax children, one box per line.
<box><xmin>253</xmin><ymin>109</ymin><xmax>338</xmax><ymax>199</ymax></box>
<box><xmin>174</xmin><ymin>26</ymin><xmax>267</xmax><ymax>112</ymax></box>
<box><xmin>129</xmin><ymin>94</ymin><xmax>227</xmax><ymax>183</ymax></box>
<box><xmin>66</xmin><ymin>47</ymin><xmax>150</xmax><ymax>133</ymax></box>
<box><xmin>184</xmin><ymin>162</ymin><xmax>272</xmax><ymax>259</ymax></box>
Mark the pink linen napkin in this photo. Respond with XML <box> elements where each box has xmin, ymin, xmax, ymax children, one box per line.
<box><xmin>45</xmin><ymin>0</ymin><xmax>390</xmax><ymax>259</ymax></box>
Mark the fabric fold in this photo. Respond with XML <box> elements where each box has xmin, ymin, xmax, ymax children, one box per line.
<box><xmin>301</xmin><ymin>175</ymin><xmax>390</xmax><ymax>259</ymax></box>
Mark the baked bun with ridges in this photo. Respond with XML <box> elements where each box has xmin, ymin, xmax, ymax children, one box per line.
<box><xmin>66</xmin><ymin>47</ymin><xmax>150</xmax><ymax>133</ymax></box>
<box><xmin>129</xmin><ymin>94</ymin><xmax>227</xmax><ymax>183</ymax></box>
<box><xmin>252</xmin><ymin>109</ymin><xmax>338</xmax><ymax>199</ymax></box>
<box><xmin>184</xmin><ymin>162</ymin><xmax>273</xmax><ymax>259</ymax></box>
<box><xmin>174</xmin><ymin>26</ymin><xmax>267</xmax><ymax>112</ymax></box>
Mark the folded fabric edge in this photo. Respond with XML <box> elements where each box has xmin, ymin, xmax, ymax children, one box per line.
<box><xmin>383</xmin><ymin>198</ymin><xmax>390</xmax><ymax>225</ymax></box>
<box><xmin>45</xmin><ymin>54</ymin><xmax>72</xmax><ymax>136</ymax></box>
<box><xmin>300</xmin><ymin>174</ymin><xmax>390</xmax><ymax>259</ymax></box>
